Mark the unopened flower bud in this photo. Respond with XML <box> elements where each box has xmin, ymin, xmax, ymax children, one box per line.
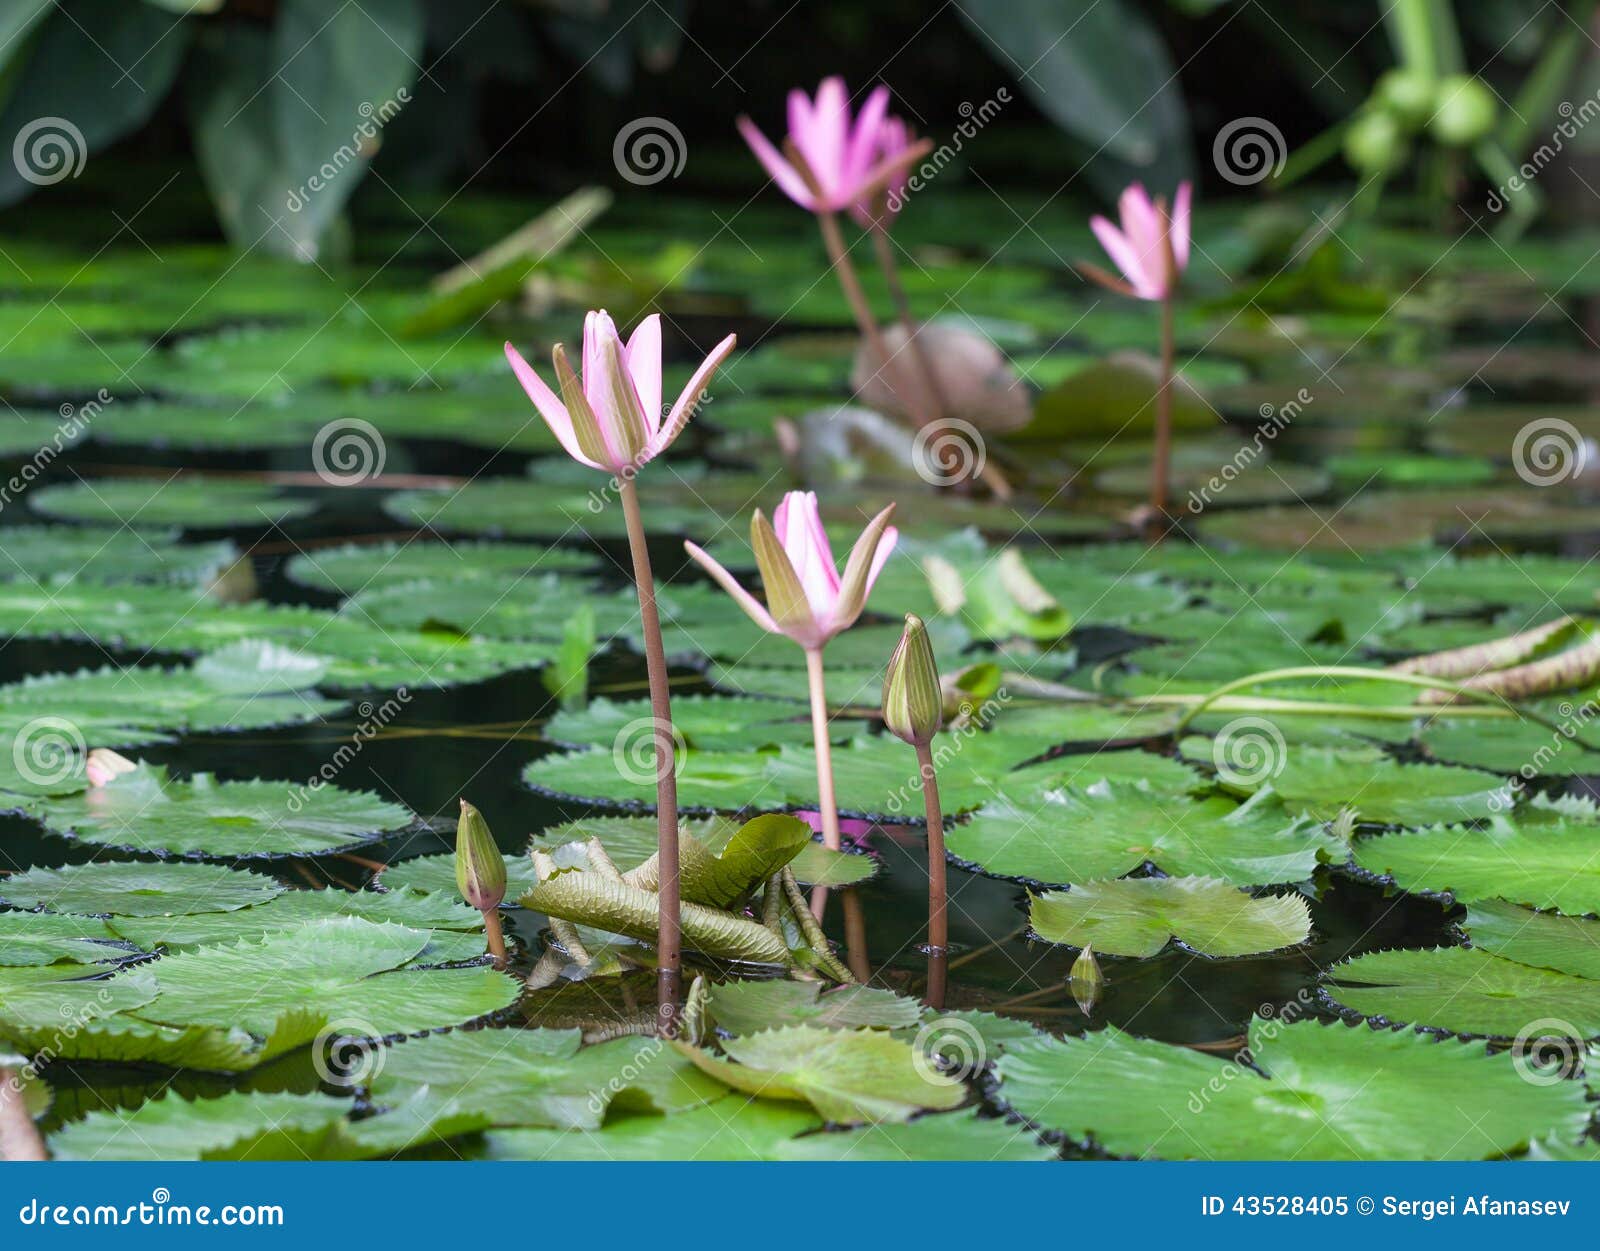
<box><xmin>85</xmin><ymin>748</ymin><xmax>137</xmax><ymax>788</ymax></box>
<box><xmin>1070</xmin><ymin>944</ymin><xmax>1103</xmax><ymax>1016</ymax></box>
<box><xmin>455</xmin><ymin>799</ymin><xmax>506</xmax><ymax>912</ymax></box>
<box><xmin>882</xmin><ymin>614</ymin><xmax>943</xmax><ymax>747</ymax></box>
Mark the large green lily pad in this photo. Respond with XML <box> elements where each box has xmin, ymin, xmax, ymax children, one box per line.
<box><xmin>1029</xmin><ymin>876</ymin><xmax>1312</xmax><ymax>957</ymax></box>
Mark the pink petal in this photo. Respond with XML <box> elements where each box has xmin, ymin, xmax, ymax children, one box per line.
<box><xmin>775</xmin><ymin>490</ymin><xmax>839</xmax><ymax>620</ymax></box>
<box><xmin>1090</xmin><ymin>216</ymin><xmax>1157</xmax><ymax>300</ymax></box>
<box><xmin>581</xmin><ymin>309</ymin><xmax>642</xmax><ymax>469</ymax></box>
<box><xmin>1171</xmin><ymin>180</ymin><xmax>1192</xmax><ymax>273</ymax></box>
<box><xmin>801</xmin><ymin>77</ymin><xmax>850</xmax><ymax>197</ymax></box>
<box><xmin>1118</xmin><ymin>184</ymin><xmax>1161</xmax><ymax>258</ymax></box>
<box><xmin>504</xmin><ymin>341</ymin><xmax>603</xmax><ymax>470</ymax></box>
<box><xmin>684</xmin><ymin>542</ymin><xmax>779</xmax><ymax>634</ymax></box>
<box><xmin>655</xmin><ymin>331</ymin><xmax>736</xmax><ymax>458</ymax></box>
<box><xmin>845</xmin><ymin>84</ymin><xmax>890</xmax><ymax>189</ymax></box>
<box><xmin>625</xmin><ymin>314</ymin><xmax>663</xmax><ymax>437</ymax></box>
<box><xmin>865</xmin><ymin>524</ymin><xmax>899</xmax><ymax>592</ymax></box>
<box><xmin>738</xmin><ymin>115</ymin><xmax>817</xmax><ymax>210</ymax></box>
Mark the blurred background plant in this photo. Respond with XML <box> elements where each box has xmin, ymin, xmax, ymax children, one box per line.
<box><xmin>3</xmin><ymin>0</ymin><xmax>1593</xmax><ymax>264</ymax></box>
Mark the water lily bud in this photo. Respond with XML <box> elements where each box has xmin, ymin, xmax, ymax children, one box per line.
<box><xmin>1374</xmin><ymin>68</ymin><xmax>1434</xmax><ymax>128</ymax></box>
<box><xmin>1344</xmin><ymin>109</ymin><xmax>1408</xmax><ymax>173</ymax></box>
<box><xmin>1429</xmin><ymin>75</ymin><xmax>1497</xmax><ymax>146</ymax></box>
<box><xmin>882</xmin><ymin>614</ymin><xmax>943</xmax><ymax>747</ymax></box>
<box><xmin>455</xmin><ymin>799</ymin><xmax>506</xmax><ymax>912</ymax></box>
<box><xmin>85</xmin><ymin>748</ymin><xmax>137</xmax><ymax>788</ymax></box>
<box><xmin>1070</xmin><ymin>944</ymin><xmax>1103</xmax><ymax>1016</ymax></box>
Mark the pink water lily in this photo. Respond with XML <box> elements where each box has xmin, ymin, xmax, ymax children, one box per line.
<box><xmin>504</xmin><ymin>311</ymin><xmax>735</xmax><ymax>476</ymax></box>
<box><xmin>1086</xmin><ymin>182</ymin><xmax>1192</xmax><ymax>302</ymax></box>
<box><xmin>684</xmin><ymin>491</ymin><xmax>898</xmax><ymax>652</ymax></box>
<box><xmin>852</xmin><ymin>115</ymin><xmax>915</xmax><ymax>228</ymax></box>
<box><xmin>738</xmin><ymin>77</ymin><xmax>918</xmax><ymax>214</ymax></box>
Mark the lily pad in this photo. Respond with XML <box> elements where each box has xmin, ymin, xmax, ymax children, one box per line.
<box><xmin>0</xmin><ymin>861</ymin><xmax>284</xmax><ymax>917</ymax></box>
<box><xmin>1419</xmin><ymin>712</ymin><xmax>1600</xmax><ymax>777</ymax></box>
<box><xmin>1324</xmin><ymin>946</ymin><xmax>1600</xmax><ymax>1039</ymax></box>
<box><xmin>29</xmin><ymin>478</ymin><xmax>317</xmax><ymax>529</ymax></box>
<box><xmin>0</xmin><ymin>913</ymin><xmax>131</xmax><ymax>967</ymax></box>
<box><xmin>0</xmin><ymin>528</ymin><xmax>237</xmax><ymax>586</ymax></box>
<box><xmin>995</xmin><ymin>1018</ymin><xmax>1587</xmax><ymax>1159</ymax></box>
<box><xmin>29</xmin><ymin>763</ymin><xmax>413</xmax><ymax>859</ymax></box>
<box><xmin>50</xmin><ymin>1090</ymin><xmax>357</xmax><ymax>1161</ymax></box>
<box><xmin>1464</xmin><ymin>899</ymin><xmax>1600</xmax><ymax>980</ymax></box>
<box><xmin>776</xmin><ymin>1107</ymin><xmax>1055</xmax><ymax>1161</ymax></box>
<box><xmin>706</xmin><ymin>979</ymin><xmax>924</xmax><ymax>1035</ymax></box>
<box><xmin>285</xmin><ymin>540</ymin><xmax>593</xmax><ymax>594</ymax></box>
<box><xmin>478</xmin><ymin>1096</ymin><xmax>820</xmax><ymax>1161</ymax></box>
<box><xmin>1244</xmin><ymin>745</ymin><xmax>1512</xmax><ymax>826</ymax></box>
<box><xmin>1029</xmin><ymin>877</ymin><xmax>1312</xmax><ymax>957</ymax></box>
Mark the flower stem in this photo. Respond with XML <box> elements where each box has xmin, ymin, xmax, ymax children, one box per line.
<box><xmin>870</xmin><ymin>224</ymin><xmax>946</xmax><ymax>421</ymax></box>
<box><xmin>618</xmin><ymin>477</ymin><xmax>680</xmax><ymax>1033</ymax></box>
<box><xmin>1150</xmin><ymin>291</ymin><xmax>1175</xmax><ymax>538</ymax></box>
<box><xmin>804</xmin><ymin>646</ymin><xmax>842</xmax><ymax>853</ymax></box>
<box><xmin>817</xmin><ymin>210</ymin><xmax>914</xmax><ymax>420</ymax></box>
<box><xmin>0</xmin><ymin>1069</ymin><xmax>47</xmax><ymax>1161</ymax></box>
<box><xmin>915</xmin><ymin>741</ymin><xmax>948</xmax><ymax>1008</ymax></box>
<box><xmin>483</xmin><ymin>909</ymin><xmax>507</xmax><ymax>970</ymax></box>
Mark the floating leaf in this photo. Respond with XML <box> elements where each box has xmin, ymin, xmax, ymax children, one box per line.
<box><xmin>0</xmin><ymin>528</ymin><xmax>237</xmax><ymax>586</ymax></box>
<box><xmin>29</xmin><ymin>763</ymin><xmax>413</xmax><ymax>859</ymax></box>
<box><xmin>1029</xmin><ymin>877</ymin><xmax>1312</xmax><ymax>957</ymax></box>
<box><xmin>478</xmin><ymin>1096</ymin><xmax>820</xmax><ymax>1161</ymax></box>
<box><xmin>29</xmin><ymin>478</ymin><xmax>316</xmax><ymax>529</ymax></box>
<box><xmin>0</xmin><ymin>913</ymin><xmax>131</xmax><ymax>967</ymax></box>
<box><xmin>995</xmin><ymin>1019</ymin><xmax>1587</xmax><ymax>1159</ymax></box>
<box><xmin>51</xmin><ymin>1091</ymin><xmax>356</xmax><ymax>1161</ymax></box>
<box><xmin>706</xmin><ymin>980</ymin><xmax>924</xmax><ymax>1035</ymax></box>
<box><xmin>776</xmin><ymin>1107</ymin><xmax>1054</xmax><ymax>1161</ymax></box>
<box><xmin>1324</xmin><ymin>946</ymin><xmax>1600</xmax><ymax>1039</ymax></box>
<box><xmin>1464</xmin><ymin>899</ymin><xmax>1600</xmax><ymax>979</ymax></box>
<box><xmin>1247</xmin><ymin>745</ymin><xmax>1512</xmax><ymax>825</ymax></box>
<box><xmin>1419</xmin><ymin>712</ymin><xmax>1600</xmax><ymax>777</ymax></box>
<box><xmin>0</xmin><ymin>862</ymin><xmax>284</xmax><ymax>917</ymax></box>
<box><xmin>674</xmin><ymin>1025</ymin><xmax>965</xmax><ymax>1124</ymax></box>
<box><xmin>286</xmin><ymin>540</ymin><xmax>593</xmax><ymax>595</ymax></box>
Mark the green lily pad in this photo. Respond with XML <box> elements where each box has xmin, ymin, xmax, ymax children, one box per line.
<box><xmin>0</xmin><ymin>861</ymin><xmax>285</xmax><ymax>917</ymax></box>
<box><xmin>0</xmin><ymin>528</ymin><xmax>238</xmax><ymax>586</ymax></box>
<box><xmin>1029</xmin><ymin>876</ymin><xmax>1313</xmax><ymax>957</ymax></box>
<box><xmin>776</xmin><ymin>1107</ymin><xmax>1055</xmax><ymax>1161</ymax></box>
<box><xmin>0</xmin><ymin>912</ymin><xmax>131</xmax><ymax>967</ymax></box>
<box><xmin>1353</xmin><ymin>816</ymin><xmax>1600</xmax><ymax>914</ymax></box>
<box><xmin>1248</xmin><ymin>745</ymin><xmax>1512</xmax><ymax>826</ymax></box>
<box><xmin>29</xmin><ymin>478</ymin><xmax>317</xmax><ymax>529</ymax></box>
<box><xmin>29</xmin><ymin>763</ymin><xmax>413</xmax><ymax>859</ymax></box>
<box><xmin>706</xmin><ymin>980</ymin><xmax>924</xmax><ymax>1035</ymax></box>
<box><xmin>285</xmin><ymin>540</ymin><xmax>593</xmax><ymax>594</ymax></box>
<box><xmin>477</xmin><ymin>1096</ymin><xmax>821</xmax><ymax>1161</ymax></box>
<box><xmin>1419</xmin><ymin>712</ymin><xmax>1600</xmax><ymax>777</ymax></box>
<box><xmin>1325</xmin><ymin>946</ymin><xmax>1600</xmax><ymax>1039</ymax></box>
<box><xmin>949</xmin><ymin>785</ymin><xmax>1339</xmax><ymax>887</ymax></box>
<box><xmin>378</xmin><ymin>851</ymin><xmax>539</xmax><ymax>901</ymax></box>
<box><xmin>995</xmin><ymin>1018</ymin><xmax>1588</xmax><ymax>1159</ymax></box>
<box><xmin>546</xmin><ymin>696</ymin><xmax>816</xmax><ymax>752</ymax></box>
<box><xmin>51</xmin><ymin>1090</ymin><xmax>357</xmax><ymax>1161</ymax></box>
<box><xmin>1464</xmin><ymin>899</ymin><xmax>1600</xmax><ymax>980</ymax></box>
<box><xmin>673</xmin><ymin>1025</ymin><xmax>966</xmax><ymax>1124</ymax></box>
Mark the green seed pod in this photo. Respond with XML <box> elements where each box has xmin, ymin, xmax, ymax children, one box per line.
<box><xmin>1429</xmin><ymin>75</ymin><xmax>1497</xmax><ymax>147</ymax></box>
<box><xmin>1070</xmin><ymin>944</ymin><xmax>1103</xmax><ymax>1016</ymax></box>
<box><xmin>455</xmin><ymin>799</ymin><xmax>506</xmax><ymax>912</ymax></box>
<box><xmin>1374</xmin><ymin>68</ymin><xmax>1434</xmax><ymax>128</ymax></box>
<box><xmin>882</xmin><ymin>614</ymin><xmax>943</xmax><ymax>747</ymax></box>
<box><xmin>1343</xmin><ymin>109</ymin><xmax>1408</xmax><ymax>173</ymax></box>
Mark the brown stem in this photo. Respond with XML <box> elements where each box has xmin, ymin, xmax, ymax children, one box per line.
<box><xmin>1149</xmin><ymin>292</ymin><xmax>1176</xmax><ymax>539</ymax></box>
<box><xmin>869</xmin><ymin>224</ymin><xmax>946</xmax><ymax>423</ymax></box>
<box><xmin>483</xmin><ymin>908</ymin><xmax>507</xmax><ymax>971</ymax></box>
<box><xmin>841</xmin><ymin>888</ymin><xmax>871</xmax><ymax>983</ymax></box>
<box><xmin>803</xmin><ymin>647</ymin><xmax>842</xmax><ymax>853</ymax></box>
<box><xmin>0</xmin><ymin>1069</ymin><xmax>47</xmax><ymax>1161</ymax></box>
<box><xmin>915</xmin><ymin>742</ymin><xmax>948</xmax><ymax>981</ymax></box>
<box><xmin>618</xmin><ymin>477</ymin><xmax>680</xmax><ymax>1033</ymax></box>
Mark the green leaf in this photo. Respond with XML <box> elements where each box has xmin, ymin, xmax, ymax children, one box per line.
<box><xmin>1420</xmin><ymin>711</ymin><xmax>1600</xmax><ymax>777</ymax></box>
<box><xmin>0</xmin><ymin>529</ymin><xmax>237</xmax><ymax>587</ymax></box>
<box><xmin>51</xmin><ymin>1091</ymin><xmax>356</xmax><ymax>1161</ymax></box>
<box><xmin>131</xmin><ymin>918</ymin><xmax>519</xmax><ymax>1038</ymax></box>
<box><xmin>29</xmin><ymin>478</ymin><xmax>316</xmax><ymax>529</ymax></box>
<box><xmin>1257</xmin><ymin>745</ymin><xmax>1512</xmax><ymax>825</ymax></box>
<box><xmin>1464</xmin><ymin>898</ymin><xmax>1600</xmax><ymax>980</ymax></box>
<box><xmin>285</xmin><ymin>540</ymin><xmax>593</xmax><ymax>595</ymax></box>
<box><xmin>0</xmin><ymin>862</ymin><xmax>284</xmax><ymax>917</ymax></box>
<box><xmin>995</xmin><ymin>1019</ymin><xmax>1589</xmax><ymax>1159</ymax></box>
<box><xmin>673</xmin><ymin>1025</ymin><xmax>966</xmax><ymax>1124</ymax></box>
<box><xmin>379</xmin><ymin>851</ymin><xmax>540</xmax><ymax>902</ymax></box>
<box><xmin>1353</xmin><ymin>816</ymin><xmax>1600</xmax><ymax>914</ymax></box>
<box><xmin>30</xmin><ymin>763</ymin><xmax>413</xmax><ymax>859</ymax></box>
<box><xmin>0</xmin><ymin>912</ymin><xmax>130</xmax><ymax>967</ymax></box>
<box><xmin>1029</xmin><ymin>877</ymin><xmax>1312</xmax><ymax>957</ymax></box>
<box><xmin>1324</xmin><ymin>946</ymin><xmax>1600</xmax><ymax>1039</ymax></box>
<box><xmin>478</xmin><ymin>1096</ymin><xmax>820</xmax><ymax>1161</ymax></box>
<box><xmin>707</xmin><ymin>980</ymin><xmax>924</xmax><ymax>1036</ymax></box>
<box><xmin>950</xmin><ymin>785</ymin><xmax>1339</xmax><ymax>886</ymax></box>
<box><xmin>546</xmin><ymin>695</ymin><xmax>814</xmax><ymax>751</ymax></box>
<box><xmin>776</xmin><ymin>1107</ymin><xmax>1055</xmax><ymax>1161</ymax></box>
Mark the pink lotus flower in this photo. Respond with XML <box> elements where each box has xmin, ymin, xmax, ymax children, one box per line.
<box><xmin>85</xmin><ymin>748</ymin><xmax>135</xmax><ymax>788</ymax></box>
<box><xmin>1086</xmin><ymin>182</ymin><xmax>1192</xmax><ymax>302</ymax></box>
<box><xmin>851</xmin><ymin>115</ymin><xmax>915</xmax><ymax>228</ymax></box>
<box><xmin>684</xmin><ymin>491</ymin><xmax>898</xmax><ymax>651</ymax></box>
<box><xmin>504</xmin><ymin>311</ymin><xmax>735</xmax><ymax>476</ymax></box>
<box><xmin>738</xmin><ymin>78</ymin><xmax>920</xmax><ymax>215</ymax></box>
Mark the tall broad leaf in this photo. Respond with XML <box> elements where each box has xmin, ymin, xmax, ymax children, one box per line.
<box><xmin>955</xmin><ymin>0</ymin><xmax>1192</xmax><ymax>193</ymax></box>
<box><xmin>187</xmin><ymin>0</ymin><xmax>424</xmax><ymax>260</ymax></box>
